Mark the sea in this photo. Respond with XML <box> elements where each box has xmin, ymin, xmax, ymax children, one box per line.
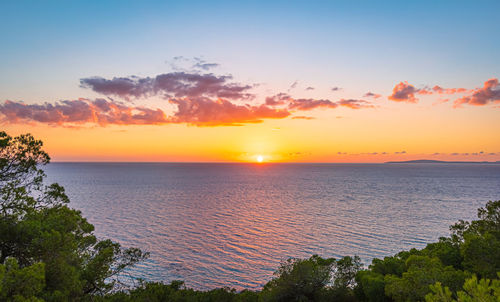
<box><xmin>44</xmin><ymin>163</ymin><xmax>500</xmax><ymax>290</ymax></box>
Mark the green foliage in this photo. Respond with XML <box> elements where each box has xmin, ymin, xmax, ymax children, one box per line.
<box><xmin>259</xmin><ymin>255</ymin><xmax>361</xmax><ymax>302</ymax></box>
<box><xmin>384</xmin><ymin>255</ymin><xmax>466</xmax><ymax>302</ymax></box>
<box><xmin>450</xmin><ymin>200</ymin><xmax>500</xmax><ymax>278</ymax></box>
<box><xmin>0</xmin><ymin>131</ymin><xmax>148</xmax><ymax>300</ymax></box>
<box><xmin>425</xmin><ymin>274</ymin><xmax>500</xmax><ymax>302</ymax></box>
<box><xmin>260</xmin><ymin>255</ymin><xmax>336</xmax><ymax>301</ymax></box>
<box><xmin>355</xmin><ymin>271</ymin><xmax>387</xmax><ymax>302</ymax></box>
<box><xmin>0</xmin><ymin>258</ymin><xmax>45</xmax><ymax>301</ymax></box>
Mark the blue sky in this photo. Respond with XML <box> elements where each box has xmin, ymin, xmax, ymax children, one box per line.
<box><xmin>1</xmin><ymin>0</ymin><xmax>499</xmax><ymax>102</ymax></box>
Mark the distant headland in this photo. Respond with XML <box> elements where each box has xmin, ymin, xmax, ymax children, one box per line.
<box><xmin>385</xmin><ymin>159</ymin><xmax>500</xmax><ymax>164</ymax></box>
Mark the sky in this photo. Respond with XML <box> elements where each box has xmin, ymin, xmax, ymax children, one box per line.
<box><xmin>1</xmin><ymin>0</ymin><xmax>499</xmax><ymax>162</ymax></box>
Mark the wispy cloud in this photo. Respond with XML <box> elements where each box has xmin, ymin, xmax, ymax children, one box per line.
<box><xmin>337</xmin><ymin>99</ymin><xmax>375</xmax><ymax>109</ymax></box>
<box><xmin>292</xmin><ymin>116</ymin><xmax>316</xmax><ymax>120</ymax></box>
<box><xmin>288</xmin><ymin>81</ymin><xmax>298</xmax><ymax>91</ymax></box>
<box><xmin>192</xmin><ymin>57</ymin><xmax>219</xmax><ymax>71</ymax></box>
<box><xmin>265</xmin><ymin>93</ymin><xmax>374</xmax><ymax>111</ymax></box>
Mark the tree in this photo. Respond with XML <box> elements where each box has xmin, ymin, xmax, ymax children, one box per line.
<box><xmin>384</xmin><ymin>255</ymin><xmax>466</xmax><ymax>302</ymax></box>
<box><xmin>425</xmin><ymin>274</ymin><xmax>500</xmax><ymax>302</ymax></box>
<box><xmin>450</xmin><ymin>200</ymin><xmax>500</xmax><ymax>279</ymax></box>
<box><xmin>0</xmin><ymin>131</ymin><xmax>148</xmax><ymax>300</ymax></box>
<box><xmin>260</xmin><ymin>255</ymin><xmax>336</xmax><ymax>301</ymax></box>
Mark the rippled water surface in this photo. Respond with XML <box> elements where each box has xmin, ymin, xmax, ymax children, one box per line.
<box><xmin>45</xmin><ymin>163</ymin><xmax>500</xmax><ymax>289</ymax></box>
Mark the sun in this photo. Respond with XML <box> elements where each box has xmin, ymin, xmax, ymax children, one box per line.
<box><xmin>256</xmin><ymin>155</ymin><xmax>264</xmax><ymax>163</ymax></box>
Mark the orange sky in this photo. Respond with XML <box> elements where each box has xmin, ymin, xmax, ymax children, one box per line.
<box><xmin>5</xmin><ymin>92</ymin><xmax>499</xmax><ymax>163</ymax></box>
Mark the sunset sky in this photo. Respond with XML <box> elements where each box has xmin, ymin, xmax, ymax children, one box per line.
<box><xmin>1</xmin><ymin>0</ymin><xmax>499</xmax><ymax>162</ymax></box>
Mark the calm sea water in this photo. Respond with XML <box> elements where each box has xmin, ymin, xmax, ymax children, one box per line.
<box><xmin>45</xmin><ymin>163</ymin><xmax>500</xmax><ymax>290</ymax></box>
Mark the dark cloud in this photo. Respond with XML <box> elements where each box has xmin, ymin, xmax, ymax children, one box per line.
<box><xmin>265</xmin><ymin>93</ymin><xmax>374</xmax><ymax>111</ymax></box>
<box><xmin>288</xmin><ymin>98</ymin><xmax>338</xmax><ymax>110</ymax></box>
<box><xmin>305</xmin><ymin>87</ymin><xmax>315</xmax><ymax>90</ymax></box>
<box><xmin>453</xmin><ymin>78</ymin><xmax>500</xmax><ymax>107</ymax></box>
<box><xmin>331</xmin><ymin>87</ymin><xmax>341</xmax><ymax>92</ymax></box>
<box><xmin>265</xmin><ymin>93</ymin><xmax>290</xmax><ymax>106</ymax></box>
<box><xmin>337</xmin><ymin>99</ymin><xmax>375</xmax><ymax>109</ymax></box>
<box><xmin>80</xmin><ymin>72</ymin><xmax>254</xmax><ymax>100</ymax></box>
<box><xmin>363</xmin><ymin>92</ymin><xmax>381</xmax><ymax>99</ymax></box>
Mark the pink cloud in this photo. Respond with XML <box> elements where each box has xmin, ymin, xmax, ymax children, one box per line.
<box><xmin>431</xmin><ymin>86</ymin><xmax>468</xmax><ymax>94</ymax></box>
<box><xmin>388</xmin><ymin>81</ymin><xmax>419</xmax><ymax>103</ymax></box>
<box><xmin>453</xmin><ymin>78</ymin><xmax>500</xmax><ymax>107</ymax></box>
<box><xmin>0</xmin><ymin>97</ymin><xmax>290</xmax><ymax>127</ymax></box>
<box><xmin>0</xmin><ymin>99</ymin><xmax>168</xmax><ymax>126</ymax></box>
<box><xmin>388</xmin><ymin>81</ymin><xmax>470</xmax><ymax>103</ymax></box>
<box><xmin>168</xmin><ymin>97</ymin><xmax>290</xmax><ymax>126</ymax></box>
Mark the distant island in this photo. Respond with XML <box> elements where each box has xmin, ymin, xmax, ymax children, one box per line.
<box><xmin>386</xmin><ymin>159</ymin><xmax>500</xmax><ymax>164</ymax></box>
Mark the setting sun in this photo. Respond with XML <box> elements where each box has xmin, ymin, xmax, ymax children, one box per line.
<box><xmin>257</xmin><ymin>155</ymin><xmax>264</xmax><ymax>163</ymax></box>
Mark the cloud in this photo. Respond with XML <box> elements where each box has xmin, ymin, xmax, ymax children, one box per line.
<box><xmin>168</xmin><ymin>97</ymin><xmax>290</xmax><ymax>126</ymax></box>
<box><xmin>265</xmin><ymin>93</ymin><xmax>290</xmax><ymax>106</ymax></box>
<box><xmin>337</xmin><ymin>99</ymin><xmax>375</xmax><ymax>109</ymax></box>
<box><xmin>331</xmin><ymin>86</ymin><xmax>341</xmax><ymax>92</ymax></box>
<box><xmin>291</xmin><ymin>116</ymin><xmax>316</xmax><ymax>120</ymax></box>
<box><xmin>288</xmin><ymin>98</ymin><xmax>338</xmax><ymax>110</ymax></box>
<box><xmin>0</xmin><ymin>99</ymin><xmax>169</xmax><ymax>126</ymax></box>
<box><xmin>363</xmin><ymin>92</ymin><xmax>381</xmax><ymax>99</ymax></box>
<box><xmin>264</xmin><ymin>93</ymin><xmax>334</xmax><ymax>110</ymax></box>
<box><xmin>388</xmin><ymin>81</ymin><xmax>419</xmax><ymax>103</ymax></box>
<box><xmin>431</xmin><ymin>85</ymin><xmax>468</xmax><ymax>94</ymax></box>
<box><xmin>305</xmin><ymin>86</ymin><xmax>315</xmax><ymax>90</ymax></box>
<box><xmin>0</xmin><ymin>97</ymin><xmax>290</xmax><ymax>127</ymax></box>
<box><xmin>289</xmin><ymin>81</ymin><xmax>298</xmax><ymax>90</ymax></box>
<box><xmin>388</xmin><ymin>81</ymin><xmax>470</xmax><ymax>104</ymax></box>
<box><xmin>192</xmin><ymin>57</ymin><xmax>219</xmax><ymax>71</ymax></box>
<box><xmin>265</xmin><ymin>93</ymin><xmax>375</xmax><ymax>111</ymax></box>
<box><xmin>453</xmin><ymin>78</ymin><xmax>500</xmax><ymax>107</ymax></box>
<box><xmin>80</xmin><ymin>72</ymin><xmax>254</xmax><ymax>100</ymax></box>
<box><xmin>167</xmin><ymin>56</ymin><xmax>219</xmax><ymax>72</ymax></box>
